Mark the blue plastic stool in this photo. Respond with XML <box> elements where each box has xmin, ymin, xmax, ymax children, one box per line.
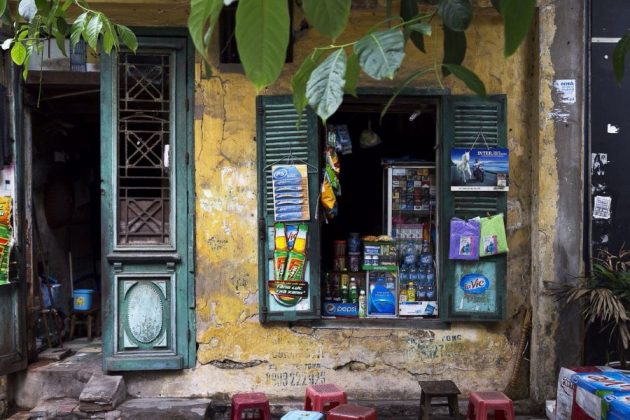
<box><xmin>281</xmin><ymin>411</ymin><xmax>324</xmax><ymax>420</ymax></box>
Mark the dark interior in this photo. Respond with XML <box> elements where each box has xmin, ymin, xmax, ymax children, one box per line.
<box><xmin>321</xmin><ymin>100</ymin><xmax>437</xmax><ymax>270</ymax></box>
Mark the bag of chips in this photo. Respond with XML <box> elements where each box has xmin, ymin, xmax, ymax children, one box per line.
<box><xmin>0</xmin><ymin>196</ymin><xmax>12</xmax><ymax>226</ymax></box>
<box><xmin>479</xmin><ymin>213</ymin><xmax>509</xmax><ymax>257</ymax></box>
<box><xmin>449</xmin><ymin>217</ymin><xmax>480</xmax><ymax>260</ymax></box>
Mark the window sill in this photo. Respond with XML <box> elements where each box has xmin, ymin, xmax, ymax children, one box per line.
<box><xmin>310</xmin><ymin>318</ymin><xmax>450</xmax><ymax>330</ymax></box>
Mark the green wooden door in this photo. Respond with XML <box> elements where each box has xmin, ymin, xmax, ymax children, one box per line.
<box><xmin>101</xmin><ymin>35</ymin><xmax>195</xmax><ymax>371</ymax></box>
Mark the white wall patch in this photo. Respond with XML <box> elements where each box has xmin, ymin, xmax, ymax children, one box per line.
<box><xmin>607</xmin><ymin>124</ymin><xmax>620</xmax><ymax>134</ymax></box>
<box><xmin>593</xmin><ymin>196</ymin><xmax>612</xmax><ymax>219</ymax></box>
<box><xmin>553</xmin><ymin>79</ymin><xmax>576</xmax><ymax>104</ymax></box>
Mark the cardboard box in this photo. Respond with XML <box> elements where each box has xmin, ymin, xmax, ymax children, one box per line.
<box><xmin>399</xmin><ymin>301</ymin><xmax>438</xmax><ymax>316</ymax></box>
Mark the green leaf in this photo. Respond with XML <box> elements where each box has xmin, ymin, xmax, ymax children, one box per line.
<box><xmin>292</xmin><ymin>49</ymin><xmax>324</xmax><ymax>116</ymax></box>
<box><xmin>103</xmin><ymin>27</ymin><xmax>114</xmax><ymax>54</ymax></box>
<box><xmin>302</xmin><ymin>0</ymin><xmax>351</xmax><ymax>41</ymax></box>
<box><xmin>442</xmin><ymin>25</ymin><xmax>466</xmax><ymax>76</ymax></box>
<box><xmin>410</xmin><ymin>23</ymin><xmax>432</xmax><ymax>36</ymax></box>
<box><xmin>0</xmin><ymin>0</ymin><xmax>7</xmax><ymax>17</ymax></box>
<box><xmin>400</xmin><ymin>0</ymin><xmax>426</xmax><ymax>53</ymax></box>
<box><xmin>11</xmin><ymin>42</ymin><xmax>27</xmax><ymax>65</ymax></box>
<box><xmin>235</xmin><ymin>0</ymin><xmax>290</xmax><ymax>91</ymax></box>
<box><xmin>306</xmin><ymin>48</ymin><xmax>347</xmax><ymax>122</ymax></box>
<box><xmin>18</xmin><ymin>0</ymin><xmax>37</xmax><ymax>21</ymax></box>
<box><xmin>344</xmin><ymin>52</ymin><xmax>360</xmax><ymax>97</ymax></box>
<box><xmin>442</xmin><ymin>64</ymin><xmax>486</xmax><ymax>97</ymax></box>
<box><xmin>490</xmin><ymin>0</ymin><xmax>502</xmax><ymax>13</ymax></box>
<box><xmin>380</xmin><ymin>67</ymin><xmax>433</xmax><ymax>120</ymax></box>
<box><xmin>52</xmin><ymin>24</ymin><xmax>67</xmax><ymax>56</ymax></box>
<box><xmin>56</xmin><ymin>16</ymin><xmax>69</xmax><ymax>35</ymax></box>
<box><xmin>62</xmin><ymin>0</ymin><xmax>73</xmax><ymax>12</ymax></box>
<box><xmin>188</xmin><ymin>0</ymin><xmax>223</xmax><ymax>62</ymax></box>
<box><xmin>34</xmin><ymin>0</ymin><xmax>49</xmax><ymax>14</ymax></box>
<box><xmin>438</xmin><ymin>0</ymin><xmax>472</xmax><ymax>32</ymax></box>
<box><xmin>71</xmin><ymin>12</ymin><xmax>88</xmax><ymax>48</ymax></box>
<box><xmin>85</xmin><ymin>14</ymin><xmax>103</xmax><ymax>50</ymax></box>
<box><xmin>354</xmin><ymin>29</ymin><xmax>405</xmax><ymax>80</ymax></box>
<box><xmin>502</xmin><ymin>0</ymin><xmax>535</xmax><ymax>57</ymax></box>
<box><xmin>614</xmin><ymin>32</ymin><xmax>630</xmax><ymax>83</ymax></box>
<box><xmin>116</xmin><ymin>24</ymin><xmax>137</xmax><ymax>53</ymax></box>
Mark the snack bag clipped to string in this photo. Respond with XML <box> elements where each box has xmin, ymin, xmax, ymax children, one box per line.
<box><xmin>449</xmin><ymin>217</ymin><xmax>480</xmax><ymax>260</ymax></box>
<box><xmin>478</xmin><ymin>213</ymin><xmax>509</xmax><ymax>257</ymax></box>
<box><xmin>0</xmin><ymin>197</ymin><xmax>12</xmax><ymax>226</ymax></box>
<box><xmin>320</xmin><ymin>177</ymin><xmax>338</xmax><ymax>220</ymax></box>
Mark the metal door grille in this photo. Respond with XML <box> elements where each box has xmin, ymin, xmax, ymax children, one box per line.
<box><xmin>117</xmin><ymin>52</ymin><xmax>171</xmax><ymax>246</ymax></box>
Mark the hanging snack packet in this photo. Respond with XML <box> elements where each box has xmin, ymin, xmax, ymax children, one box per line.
<box><xmin>320</xmin><ymin>177</ymin><xmax>338</xmax><ymax>220</ymax></box>
<box><xmin>0</xmin><ymin>197</ymin><xmax>12</xmax><ymax>226</ymax></box>
<box><xmin>449</xmin><ymin>217</ymin><xmax>480</xmax><ymax>260</ymax></box>
<box><xmin>284</xmin><ymin>251</ymin><xmax>306</xmax><ymax>280</ymax></box>
<box><xmin>0</xmin><ymin>224</ymin><xmax>11</xmax><ymax>284</ymax></box>
<box><xmin>286</xmin><ymin>225</ymin><xmax>298</xmax><ymax>250</ymax></box>
<box><xmin>479</xmin><ymin>213</ymin><xmax>509</xmax><ymax>257</ymax></box>
<box><xmin>274</xmin><ymin>250</ymin><xmax>288</xmax><ymax>279</ymax></box>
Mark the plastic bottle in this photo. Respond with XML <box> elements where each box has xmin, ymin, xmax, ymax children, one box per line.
<box><xmin>341</xmin><ymin>284</ymin><xmax>349</xmax><ymax>303</ymax></box>
<box><xmin>426</xmin><ymin>266</ymin><xmax>436</xmax><ymax>300</ymax></box>
<box><xmin>417</xmin><ymin>267</ymin><xmax>428</xmax><ymax>301</ymax></box>
<box><xmin>400</xmin><ymin>264</ymin><xmax>409</xmax><ymax>283</ymax></box>
<box><xmin>420</xmin><ymin>240</ymin><xmax>432</xmax><ymax>267</ymax></box>
<box><xmin>358</xmin><ymin>290</ymin><xmax>367</xmax><ymax>318</ymax></box>
<box><xmin>349</xmin><ymin>279</ymin><xmax>358</xmax><ymax>304</ymax></box>
<box><xmin>407</xmin><ymin>281</ymin><xmax>416</xmax><ymax>302</ymax></box>
<box><xmin>403</xmin><ymin>241</ymin><xmax>417</xmax><ymax>266</ymax></box>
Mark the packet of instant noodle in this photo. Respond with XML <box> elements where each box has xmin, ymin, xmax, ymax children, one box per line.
<box><xmin>0</xmin><ymin>197</ymin><xmax>12</xmax><ymax>226</ymax></box>
<box><xmin>274</xmin><ymin>250</ymin><xmax>288</xmax><ymax>279</ymax></box>
<box><xmin>283</xmin><ymin>251</ymin><xmax>306</xmax><ymax>281</ymax></box>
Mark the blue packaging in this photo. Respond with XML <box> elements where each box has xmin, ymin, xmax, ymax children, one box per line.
<box><xmin>572</xmin><ymin>371</ymin><xmax>630</xmax><ymax>393</ymax></box>
<box><xmin>605</xmin><ymin>394</ymin><xmax>630</xmax><ymax>420</ymax></box>
<box><xmin>368</xmin><ymin>276</ymin><xmax>396</xmax><ymax>316</ymax></box>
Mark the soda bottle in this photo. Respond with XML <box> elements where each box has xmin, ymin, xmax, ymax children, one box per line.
<box><xmin>274</xmin><ymin>223</ymin><xmax>288</xmax><ymax>251</ymax></box>
<box><xmin>349</xmin><ymin>279</ymin><xmax>358</xmax><ymax>304</ymax></box>
<box><xmin>358</xmin><ymin>290</ymin><xmax>367</xmax><ymax>318</ymax></box>
<box><xmin>407</xmin><ymin>282</ymin><xmax>416</xmax><ymax>302</ymax></box>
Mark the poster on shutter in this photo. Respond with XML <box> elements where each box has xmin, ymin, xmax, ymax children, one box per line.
<box><xmin>453</xmin><ymin>261</ymin><xmax>497</xmax><ymax>313</ymax></box>
<box><xmin>272</xmin><ymin>165</ymin><xmax>310</xmax><ymax>222</ymax></box>
<box><xmin>451</xmin><ymin>148</ymin><xmax>509</xmax><ymax>191</ymax></box>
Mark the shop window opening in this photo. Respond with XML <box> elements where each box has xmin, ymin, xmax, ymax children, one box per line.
<box><xmin>320</xmin><ymin>97</ymin><xmax>439</xmax><ymax>320</ymax></box>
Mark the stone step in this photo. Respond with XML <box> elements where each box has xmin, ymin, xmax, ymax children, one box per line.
<box><xmin>79</xmin><ymin>375</ymin><xmax>126</xmax><ymax>413</ymax></box>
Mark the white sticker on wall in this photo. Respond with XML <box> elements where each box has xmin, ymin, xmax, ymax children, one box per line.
<box><xmin>553</xmin><ymin>79</ymin><xmax>576</xmax><ymax>104</ymax></box>
<box><xmin>593</xmin><ymin>196</ymin><xmax>612</xmax><ymax>220</ymax></box>
<box><xmin>607</xmin><ymin>124</ymin><xmax>620</xmax><ymax>134</ymax></box>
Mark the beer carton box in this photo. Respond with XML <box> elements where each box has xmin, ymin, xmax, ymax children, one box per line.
<box><xmin>555</xmin><ymin>366</ymin><xmax>602</xmax><ymax>420</ymax></box>
<box><xmin>572</xmin><ymin>371</ymin><xmax>630</xmax><ymax>419</ymax></box>
<box><xmin>604</xmin><ymin>394</ymin><xmax>630</xmax><ymax>420</ymax></box>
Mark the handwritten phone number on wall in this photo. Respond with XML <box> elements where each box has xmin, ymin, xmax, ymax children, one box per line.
<box><xmin>265</xmin><ymin>371</ymin><xmax>326</xmax><ymax>387</ymax></box>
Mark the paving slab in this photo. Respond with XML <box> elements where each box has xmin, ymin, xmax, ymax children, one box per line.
<box><xmin>38</xmin><ymin>347</ymin><xmax>73</xmax><ymax>361</ymax></box>
<box><xmin>116</xmin><ymin>398</ymin><xmax>213</xmax><ymax>419</ymax></box>
<box><xmin>79</xmin><ymin>375</ymin><xmax>126</xmax><ymax>412</ymax></box>
<box><xmin>29</xmin><ymin>397</ymin><xmax>80</xmax><ymax>419</ymax></box>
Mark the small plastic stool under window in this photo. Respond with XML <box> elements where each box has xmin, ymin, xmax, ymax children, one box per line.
<box><xmin>230</xmin><ymin>392</ymin><xmax>271</xmax><ymax>420</ymax></box>
<box><xmin>466</xmin><ymin>391</ymin><xmax>515</xmax><ymax>420</ymax></box>
<box><xmin>304</xmin><ymin>384</ymin><xmax>348</xmax><ymax>413</ymax></box>
<box><xmin>281</xmin><ymin>411</ymin><xmax>324</xmax><ymax>420</ymax></box>
<box><xmin>326</xmin><ymin>404</ymin><xmax>377</xmax><ymax>420</ymax></box>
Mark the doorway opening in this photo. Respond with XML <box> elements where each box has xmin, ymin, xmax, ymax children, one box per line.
<box><xmin>25</xmin><ymin>75</ymin><xmax>102</xmax><ymax>353</ymax></box>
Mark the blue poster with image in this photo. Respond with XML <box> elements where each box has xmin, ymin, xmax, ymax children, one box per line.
<box><xmin>451</xmin><ymin>148</ymin><xmax>509</xmax><ymax>191</ymax></box>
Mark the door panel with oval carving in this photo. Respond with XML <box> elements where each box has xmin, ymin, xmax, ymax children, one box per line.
<box><xmin>101</xmin><ymin>34</ymin><xmax>194</xmax><ymax>372</ymax></box>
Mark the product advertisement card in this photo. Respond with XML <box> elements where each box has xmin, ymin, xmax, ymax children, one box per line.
<box><xmin>272</xmin><ymin>164</ymin><xmax>310</xmax><ymax>222</ymax></box>
<box><xmin>453</xmin><ymin>261</ymin><xmax>497</xmax><ymax>314</ymax></box>
<box><xmin>450</xmin><ymin>148</ymin><xmax>509</xmax><ymax>191</ymax></box>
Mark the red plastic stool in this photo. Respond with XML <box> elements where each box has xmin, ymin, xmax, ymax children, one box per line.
<box><xmin>304</xmin><ymin>384</ymin><xmax>348</xmax><ymax>413</ymax></box>
<box><xmin>231</xmin><ymin>392</ymin><xmax>271</xmax><ymax>420</ymax></box>
<box><xmin>327</xmin><ymin>404</ymin><xmax>377</xmax><ymax>420</ymax></box>
<box><xmin>467</xmin><ymin>391</ymin><xmax>515</xmax><ymax>420</ymax></box>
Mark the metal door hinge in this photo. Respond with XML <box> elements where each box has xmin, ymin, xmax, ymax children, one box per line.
<box><xmin>185</xmin><ymin>152</ymin><xmax>190</xmax><ymax>165</ymax></box>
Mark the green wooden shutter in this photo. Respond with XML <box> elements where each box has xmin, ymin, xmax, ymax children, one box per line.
<box><xmin>256</xmin><ymin>96</ymin><xmax>321</xmax><ymax>322</ymax></box>
<box><xmin>439</xmin><ymin>95</ymin><xmax>508</xmax><ymax>321</ymax></box>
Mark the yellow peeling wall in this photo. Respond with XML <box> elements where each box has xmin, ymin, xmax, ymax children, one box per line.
<box><xmin>114</xmin><ymin>3</ymin><xmax>536</xmax><ymax>399</ymax></box>
<box><xmin>180</xmin><ymin>5</ymin><xmax>537</xmax><ymax>400</ymax></box>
